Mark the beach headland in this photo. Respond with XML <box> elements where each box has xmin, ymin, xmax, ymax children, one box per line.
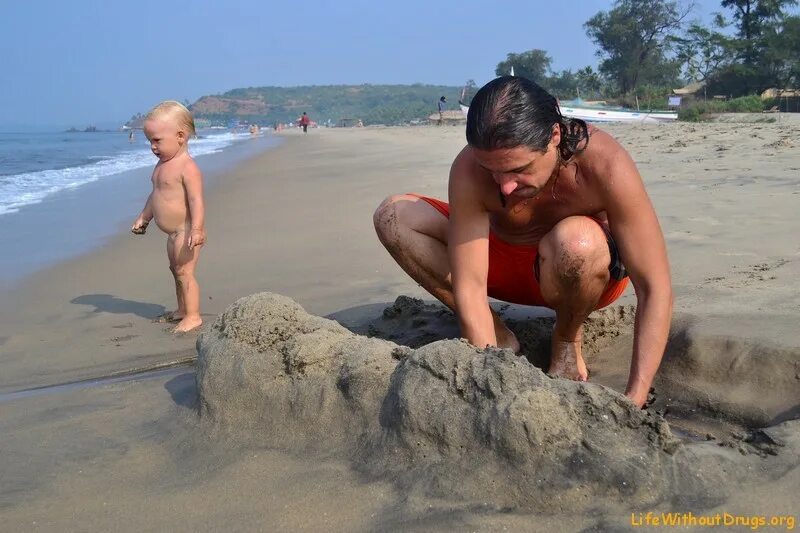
<box><xmin>1</xmin><ymin>122</ymin><xmax>798</xmax><ymax>529</ymax></box>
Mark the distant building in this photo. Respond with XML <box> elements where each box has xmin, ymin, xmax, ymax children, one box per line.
<box><xmin>673</xmin><ymin>80</ymin><xmax>706</xmax><ymax>96</ymax></box>
<box><xmin>427</xmin><ymin>110</ymin><xmax>466</xmax><ymax>125</ymax></box>
<box><xmin>761</xmin><ymin>88</ymin><xmax>800</xmax><ymax>112</ymax></box>
<box><xmin>760</xmin><ymin>88</ymin><xmax>800</xmax><ymax>99</ymax></box>
<box><xmin>672</xmin><ymin>80</ymin><xmax>707</xmax><ymax>100</ymax></box>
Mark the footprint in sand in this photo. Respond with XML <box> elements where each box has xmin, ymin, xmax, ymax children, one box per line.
<box><xmin>110</xmin><ymin>334</ymin><xmax>138</xmax><ymax>346</ymax></box>
<box><xmin>763</xmin><ymin>138</ymin><xmax>794</xmax><ymax>150</ymax></box>
<box><xmin>153</xmin><ymin>312</ymin><xmax>182</xmax><ymax>324</ymax></box>
<box><xmin>715</xmin><ymin>259</ymin><xmax>789</xmax><ymax>288</ymax></box>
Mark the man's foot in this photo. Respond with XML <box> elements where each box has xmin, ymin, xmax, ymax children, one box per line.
<box><xmin>173</xmin><ymin>316</ymin><xmax>202</xmax><ymax>333</ymax></box>
<box><xmin>547</xmin><ymin>339</ymin><xmax>588</xmax><ymax>381</ymax></box>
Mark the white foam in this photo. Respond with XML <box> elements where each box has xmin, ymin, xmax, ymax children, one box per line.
<box><xmin>0</xmin><ymin>131</ymin><xmax>250</xmax><ymax>216</ymax></box>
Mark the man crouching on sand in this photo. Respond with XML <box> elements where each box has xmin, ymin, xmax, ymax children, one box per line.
<box><xmin>373</xmin><ymin>76</ymin><xmax>672</xmax><ymax>408</ymax></box>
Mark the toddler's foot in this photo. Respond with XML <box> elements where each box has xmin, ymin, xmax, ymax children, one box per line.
<box><xmin>173</xmin><ymin>316</ymin><xmax>202</xmax><ymax>333</ymax></box>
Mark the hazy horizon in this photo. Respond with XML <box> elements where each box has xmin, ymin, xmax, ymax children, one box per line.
<box><xmin>2</xmin><ymin>0</ymin><xmax>724</xmax><ymax>128</ymax></box>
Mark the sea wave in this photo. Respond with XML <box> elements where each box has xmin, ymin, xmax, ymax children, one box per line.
<box><xmin>0</xmin><ymin>131</ymin><xmax>250</xmax><ymax>216</ymax></box>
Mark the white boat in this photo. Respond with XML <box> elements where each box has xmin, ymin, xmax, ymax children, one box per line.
<box><xmin>558</xmin><ymin>101</ymin><xmax>677</xmax><ymax>123</ymax></box>
<box><xmin>459</xmin><ymin>91</ymin><xmax>677</xmax><ymax>124</ymax></box>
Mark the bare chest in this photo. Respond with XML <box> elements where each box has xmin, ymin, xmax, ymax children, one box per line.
<box><xmin>489</xmin><ymin>167</ymin><xmax>605</xmax><ymax>245</ymax></box>
<box><xmin>152</xmin><ymin>165</ymin><xmax>184</xmax><ymax>192</ymax></box>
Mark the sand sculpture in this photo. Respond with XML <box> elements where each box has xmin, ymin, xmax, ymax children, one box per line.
<box><xmin>197</xmin><ymin>292</ymin><xmax>800</xmax><ymax>512</ymax></box>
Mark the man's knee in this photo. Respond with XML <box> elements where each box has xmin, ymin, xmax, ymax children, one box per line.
<box><xmin>373</xmin><ymin>194</ymin><xmax>416</xmax><ymax>245</ymax></box>
<box><xmin>539</xmin><ymin>217</ymin><xmax>609</xmax><ymax>281</ymax></box>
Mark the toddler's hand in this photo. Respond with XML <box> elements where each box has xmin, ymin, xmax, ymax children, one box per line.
<box><xmin>189</xmin><ymin>228</ymin><xmax>206</xmax><ymax>249</ymax></box>
<box><xmin>131</xmin><ymin>219</ymin><xmax>148</xmax><ymax>235</ymax></box>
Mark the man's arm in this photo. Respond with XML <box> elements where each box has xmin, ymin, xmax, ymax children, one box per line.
<box><xmin>448</xmin><ymin>150</ymin><xmax>495</xmax><ymax>348</ymax></box>
<box><xmin>183</xmin><ymin>161</ymin><xmax>206</xmax><ymax>249</ymax></box>
<box><xmin>589</xmin><ymin>132</ymin><xmax>673</xmax><ymax>408</ymax></box>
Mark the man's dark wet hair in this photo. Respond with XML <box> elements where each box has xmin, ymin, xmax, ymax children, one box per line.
<box><xmin>466</xmin><ymin>76</ymin><xmax>589</xmax><ymax>163</ymax></box>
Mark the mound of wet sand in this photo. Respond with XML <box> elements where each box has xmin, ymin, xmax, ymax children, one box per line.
<box><xmin>197</xmin><ymin>293</ymin><xmax>800</xmax><ymax>513</ymax></box>
<box><xmin>360</xmin><ymin>296</ymin><xmax>800</xmax><ymax>440</ymax></box>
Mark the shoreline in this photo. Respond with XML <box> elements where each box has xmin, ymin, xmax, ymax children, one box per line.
<box><xmin>0</xmin><ymin>132</ymin><xmax>281</xmax><ymax>289</ymax></box>
<box><xmin>0</xmin><ymin>126</ymin><xmax>448</xmax><ymax>392</ymax></box>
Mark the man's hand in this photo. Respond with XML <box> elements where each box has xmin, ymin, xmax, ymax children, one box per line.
<box><xmin>188</xmin><ymin>228</ymin><xmax>206</xmax><ymax>249</ymax></box>
<box><xmin>131</xmin><ymin>218</ymin><xmax>149</xmax><ymax>235</ymax></box>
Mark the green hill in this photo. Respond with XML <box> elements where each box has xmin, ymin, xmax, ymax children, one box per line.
<box><xmin>188</xmin><ymin>84</ymin><xmax>462</xmax><ymax>126</ymax></box>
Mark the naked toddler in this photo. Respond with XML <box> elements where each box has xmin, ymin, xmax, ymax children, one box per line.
<box><xmin>132</xmin><ymin>101</ymin><xmax>206</xmax><ymax>333</ymax></box>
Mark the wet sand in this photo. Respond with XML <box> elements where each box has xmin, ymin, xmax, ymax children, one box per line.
<box><xmin>1</xmin><ymin>121</ymin><xmax>799</xmax><ymax>529</ymax></box>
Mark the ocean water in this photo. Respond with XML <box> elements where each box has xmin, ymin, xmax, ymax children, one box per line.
<box><xmin>0</xmin><ymin>128</ymin><xmax>280</xmax><ymax>286</ymax></box>
<box><xmin>0</xmin><ymin>129</ymin><xmax>251</xmax><ymax>216</ymax></box>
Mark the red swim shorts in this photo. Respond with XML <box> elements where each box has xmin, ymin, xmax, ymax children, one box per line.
<box><xmin>410</xmin><ymin>194</ymin><xmax>629</xmax><ymax>309</ymax></box>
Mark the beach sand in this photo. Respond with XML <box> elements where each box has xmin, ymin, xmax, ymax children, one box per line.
<box><xmin>1</xmin><ymin>120</ymin><xmax>798</xmax><ymax>530</ymax></box>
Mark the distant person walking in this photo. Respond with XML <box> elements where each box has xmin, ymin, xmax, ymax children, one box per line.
<box><xmin>299</xmin><ymin>112</ymin><xmax>311</xmax><ymax>133</ymax></box>
<box><xmin>437</xmin><ymin>96</ymin><xmax>447</xmax><ymax>125</ymax></box>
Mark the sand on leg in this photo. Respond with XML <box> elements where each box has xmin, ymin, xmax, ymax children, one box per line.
<box><xmin>167</xmin><ymin>230</ymin><xmax>202</xmax><ymax>333</ymax></box>
<box><xmin>373</xmin><ymin>194</ymin><xmax>519</xmax><ymax>351</ymax></box>
<box><xmin>537</xmin><ymin>216</ymin><xmax>611</xmax><ymax>381</ymax></box>
<box><xmin>166</xmin><ymin>238</ymin><xmax>185</xmax><ymax>322</ymax></box>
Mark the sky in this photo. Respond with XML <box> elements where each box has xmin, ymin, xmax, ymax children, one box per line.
<box><xmin>0</xmin><ymin>0</ymin><xmax>726</xmax><ymax>128</ymax></box>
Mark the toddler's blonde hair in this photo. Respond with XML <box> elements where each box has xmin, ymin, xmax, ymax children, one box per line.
<box><xmin>146</xmin><ymin>100</ymin><xmax>196</xmax><ymax>138</ymax></box>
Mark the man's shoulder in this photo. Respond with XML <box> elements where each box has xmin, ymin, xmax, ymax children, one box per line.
<box><xmin>572</xmin><ymin>126</ymin><xmax>645</xmax><ymax>206</ymax></box>
<box><xmin>449</xmin><ymin>147</ymin><xmax>499</xmax><ymax>211</ymax></box>
<box><xmin>581</xmin><ymin>126</ymin><xmax>620</xmax><ymax>153</ymax></box>
<box><xmin>450</xmin><ymin>147</ymin><xmax>482</xmax><ymax>185</ymax></box>
<box><xmin>574</xmin><ymin>127</ymin><xmax>627</xmax><ymax>175</ymax></box>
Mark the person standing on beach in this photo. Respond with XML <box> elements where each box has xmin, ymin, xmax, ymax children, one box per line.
<box><xmin>299</xmin><ymin>112</ymin><xmax>311</xmax><ymax>133</ymax></box>
<box><xmin>131</xmin><ymin>101</ymin><xmax>206</xmax><ymax>333</ymax></box>
<box><xmin>437</xmin><ymin>96</ymin><xmax>447</xmax><ymax>125</ymax></box>
<box><xmin>374</xmin><ymin>77</ymin><xmax>672</xmax><ymax>408</ymax></box>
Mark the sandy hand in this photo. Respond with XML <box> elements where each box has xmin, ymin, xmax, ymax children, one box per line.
<box><xmin>188</xmin><ymin>228</ymin><xmax>206</xmax><ymax>249</ymax></box>
<box><xmin>131</xmin><ymin>219</ymin><xmax>149</xmax><ymax>235</ymax></box>
<box><xmin>495</xmin><ymin>324</ymin><xmax>521</xmax><ymax>353</ymax></box>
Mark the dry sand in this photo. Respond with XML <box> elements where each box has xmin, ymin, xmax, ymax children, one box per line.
<box><xmin>1</xmin><ymin>120</ymin><xmax>798</xmax><ymax>530</ymax></box>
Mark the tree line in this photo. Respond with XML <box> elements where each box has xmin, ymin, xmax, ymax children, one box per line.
<box><xmin>493</xmin><ymin>0</ymin><xmax>798</xmax><ymax>102</ymax></box>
